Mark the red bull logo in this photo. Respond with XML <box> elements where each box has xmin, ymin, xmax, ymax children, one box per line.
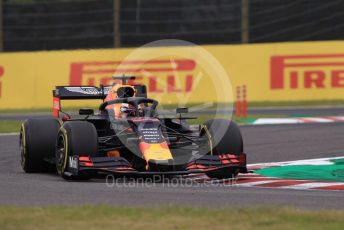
<box><xmin>69</xmin><ymin>59</ymin><xmax>196</xmax><ymax>93</ymax></box>
<box><xmin>271</xmin><ymin>54</ymin><xmax>344</xmax><ymax>89</ymax></box>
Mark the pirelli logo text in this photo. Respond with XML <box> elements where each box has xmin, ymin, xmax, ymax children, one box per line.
<box><xmin>69</xmin><ymin>59</ymin><xmax>196</xmax><ymax>93</ymax></box>
<box><xmin>270</xmin><ymin>54</ymin><xmax>344</xmax><ymax>90</ymax></box>
<box><xmin>0</xmin><ymin>66</ymin><xmax>4</xmax><ymax>98</ymax></box>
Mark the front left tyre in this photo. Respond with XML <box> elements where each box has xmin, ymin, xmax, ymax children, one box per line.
<box><xmin>20</xmin><ymin>118</ymin><xmax>61</xmax><ymax>173</ymax></box>
<box><xmin>201</xmin><ymin>119</ymin><xmax>244</xmax><ymax>179</ymax></box>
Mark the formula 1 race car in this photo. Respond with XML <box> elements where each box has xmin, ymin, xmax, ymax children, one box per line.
<box><xmin>20</xmin><ymin>76</ymin><xmax>247</xmax><ymax>180</ymax></box>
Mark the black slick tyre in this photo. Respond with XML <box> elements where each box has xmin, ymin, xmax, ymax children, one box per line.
<box><xmin>202</xmin><ymin>119</ymin><xmax>243</xmax><ymax>179</ymax></box>
<box><xmin>55</xmin><ymin>121</ymin><xmax>98</xmax><ymax>180</ymax></box>
<box><xmin>20</xmin><ymin>118</ymin><xmax>60</xmax><ymax>173</ymax></box>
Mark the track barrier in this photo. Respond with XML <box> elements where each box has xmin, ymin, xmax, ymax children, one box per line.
<box><xmin>1</xmin><ymin>41</ymin><xmax>344</xmax><ymax>109</ymax></box>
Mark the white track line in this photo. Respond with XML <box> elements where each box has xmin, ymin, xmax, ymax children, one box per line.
<box><xmin>253</xmin><ymin>118</ymin><xmax>301</xmax><ymax>125</ymax></box>
<box><xmin>0</xmin><ymin>132</ymin><xmax>19</xmax><ymax>136</ymax></box>
<box><xmin>252</xmin><ymin>116</ymin><xmax>344</xmax><ymax>125</ymax></box>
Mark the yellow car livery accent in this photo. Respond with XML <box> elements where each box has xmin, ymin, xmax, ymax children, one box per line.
<box><xmin>60</xmin><ymin>128</ymin><xmax>69</xmax><ymax>173</ymax></box>
<box><xmin>202</xmin><ymin>125</ymin><xmax>213</xmax><ymax>156</ymax></box>
<box><xmin>140</xmin><ymin>142</ymin><xmax>173</xmax><ymax>162</ymax></box>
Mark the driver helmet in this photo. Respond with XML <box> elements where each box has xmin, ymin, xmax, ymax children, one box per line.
<box><xmin>119</xmin><ymin>103</ymin><xmax>135</xmax><ymax>118</ymax></box>
<box><xmin>104</xmin><ymin>84</ymin><xmax>137</xmax><ymax>118</ymax></box>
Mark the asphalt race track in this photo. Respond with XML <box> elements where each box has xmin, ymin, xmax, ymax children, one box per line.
<box><xmin>1</xmin><ymin>122</ymin><xmax>344</xmax><ymax>209</ymax></box>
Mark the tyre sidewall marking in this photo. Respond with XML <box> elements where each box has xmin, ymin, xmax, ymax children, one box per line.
<box><xmin>20</xmin><ymin>123</ymin><xmax>27</xmax><ymax>168</ymax></box>
<box><xmin>201</xmin><ymin>125</ymin><xmax>213</xmax><ymax>156</ymax></box>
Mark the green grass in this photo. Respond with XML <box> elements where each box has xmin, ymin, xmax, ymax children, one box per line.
<box><xmin>0</xmin><ymin>108</ymin><xmax>52</xmax><ymax>114</ymax></box>
<box><xmin>0</xmin><ymin>206</ymin><xmax>343</xmax><ymax>230</ymax></box>
<box><xmin>0</xmin><ymin>120</ymin><xmax>22</xmax><ymax>133</ymax></box>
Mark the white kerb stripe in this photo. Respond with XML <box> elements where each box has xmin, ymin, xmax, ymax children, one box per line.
<box><xmin>253</xmin><ymin>118</ymin><xmax>301</xmax><ymax>125</ymax></box>
<box><xmin>328</xmin><ymin>116</ymin><xmax>344</xmax><ymax>121</ymax></box>
<box><xmin>301</xmin><ymin>117</ymin><xmax>333</xmax><ymax>123</ymax></box>
<box><xmin>279</xmin><ymin>182</ymin><xmax>344</xmax><ymax>190</ymax></box>
<box><xmin>235</xmin><ymin>180</ymin><xmax>282</xmax><ymax>187</ymax></box>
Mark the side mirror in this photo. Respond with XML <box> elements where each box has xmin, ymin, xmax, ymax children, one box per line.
<box><xmin>79</xmin><ymin>108</ymin><xmax>94</xmax><ymax>115</ymax></box>
<box><xmin>176</xmin><ymin>107</ymin><xmax>188</xmax><ymax>114</ymax></box>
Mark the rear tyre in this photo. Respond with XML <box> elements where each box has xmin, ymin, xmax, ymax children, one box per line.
<box><xmin>20</xmin><ymin>118</ymin><xmax>60</xmax><ymax>173</ymax></box>
<box><xmin>202</xmin><ymin>119</ymin><xmax>243</xmax><ymax>179</ymax></box>
<box><xmin>55</xmin><ymin>121</ymin><xmax>98</xmax><ymax>180</ymax></box>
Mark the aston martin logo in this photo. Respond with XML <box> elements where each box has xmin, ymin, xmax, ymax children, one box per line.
<box><xmin>65</xmin><ymin>86</ymin><xmax>111</xmax><ymax>95</ymax></box>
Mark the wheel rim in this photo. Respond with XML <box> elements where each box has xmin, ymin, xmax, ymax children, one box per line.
<box><xmin>56</xmin><ymin>134</ymin><xmax>66</xmax><ymax>173</ymax></box>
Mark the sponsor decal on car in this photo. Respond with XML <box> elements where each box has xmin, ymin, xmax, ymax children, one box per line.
<box><xmin>69</xmin><ymin>156</ymin><xmax>78</xmax><ymax>169</ymax></box>
<box><xmin>64</xmin><ymin>86</ymin><xmax>103</xmax><ymax>95</ymax></box>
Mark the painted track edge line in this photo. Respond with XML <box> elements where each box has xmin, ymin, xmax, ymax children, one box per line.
<box><xmin>0</xmin><ymin>132</ymin><xmax>19</xmax><ymax>136</ymax></box>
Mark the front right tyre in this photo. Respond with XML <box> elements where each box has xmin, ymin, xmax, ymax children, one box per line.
<box><xmin>55</xmin><ymin>121</ymin><xmax>98</xmax><ymax>180</ymax></box>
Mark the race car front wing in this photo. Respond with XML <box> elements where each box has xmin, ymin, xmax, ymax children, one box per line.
<box><xmin>64</xmin><ymin>153</ymin><xmax>247</xmax><ymax>177</ymax></box>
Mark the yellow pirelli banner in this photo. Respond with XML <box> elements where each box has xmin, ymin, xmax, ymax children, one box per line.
<box><xmin>0</xmin><ymin>41</ymin><xmax>344</xmax><ymax>109</ymax></box>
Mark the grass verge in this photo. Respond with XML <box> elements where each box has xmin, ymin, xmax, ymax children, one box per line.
<box><xmin>0</xmin><ymin>120</ymin><xmax>22</xmax><ymax>133</ymax></box>
<box><xmin>0</xmin><ymin>108</ymin><xmax>52</xmax><ymax>114</ymax></box>
<box><xmin>0</xmin><ymin>206</ymin><xmax>343</xmax><ymax>230</ymax></box>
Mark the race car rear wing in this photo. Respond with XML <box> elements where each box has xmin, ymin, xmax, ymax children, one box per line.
<box><xmin>53</xmin><ymin>85</ymin><xmax>148</xmax><ymax>99</ymax></box>
<box><xmin>53</xmin><ymin>86</ymin><xmax>110</xmax><ymax>100</ymax></box>
<box><xmin>52</xmin><ymin>85</ymin><xmax>147</xmax><ymax>117</ymax></box>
